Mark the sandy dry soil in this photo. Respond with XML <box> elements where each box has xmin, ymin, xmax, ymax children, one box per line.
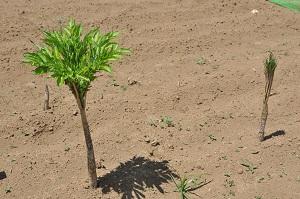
<box><xmin>0</xmin><ymin>0</ymin><xmax>300</xmax><ymax>198</ymax></box>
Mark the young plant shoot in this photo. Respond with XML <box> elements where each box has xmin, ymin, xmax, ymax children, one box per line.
<box><xmin>258</xmin><ymin>52</ymin><xmax>277</xmax><ymax>141</ymax></box>
<box><xmin>172</xmin><ymin>175</ymin><xmax>201</xmax><ymax>199</ymax></box>
<box><xmin>24</xmin><ymin>20</ymin><xmax>129</xmax><ymax>188</ymax></box>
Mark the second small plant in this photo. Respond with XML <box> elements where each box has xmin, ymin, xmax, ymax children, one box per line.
<box><xmin>258</xmin><ymin>52</ymin><xmax>278</xmax><ymax>141</ymax></box>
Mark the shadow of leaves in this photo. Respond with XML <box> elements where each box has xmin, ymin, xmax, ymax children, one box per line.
<box><xmin>98</xmin><ymin>156</ymin><xmax>177</xmax><ymax>199</ymax></box>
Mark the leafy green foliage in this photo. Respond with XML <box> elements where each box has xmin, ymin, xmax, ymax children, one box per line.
<box><xmin>24</xmin><ymin>20</ymin><xmax>129</xmax><ymax>101</ymax></box>
<box><xmin>264</xmin><ymin>52</ymin><xmax>277</xmax><ymax>76</ymax></box>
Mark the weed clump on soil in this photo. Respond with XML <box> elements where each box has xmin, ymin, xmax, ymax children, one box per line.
<box><xmin>171</xmin><ymin>174</ymin><xmax>211</xmax><ymax>199</ymax></box>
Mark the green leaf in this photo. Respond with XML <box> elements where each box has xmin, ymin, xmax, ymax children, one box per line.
<box><xmin>77</xmin><ymin>74</ymin><xmax>90</xmax><ymax>82</ymax></box>
<box><xmin>33</xmin><ymin>66</ymin><xmax>48</xmax><ymax>74</ymax></box>
<box><xmin>56</xmin><ymin>76</ymin><xmax>65</xmax><ymax>86</ymax></box>
<box><xmin>99</xmin><ymin>65</ymin><xmax>112</xmax><ymax>73</ymax></box>
<box><xmin>264</xmin><ymin>52</ymin><xmax>277</xmax><ymax>75</ymax></box>
<box><xmin>121</xmin><ymin>48</ymin><xmax>131</xmax><ymax>54</ymax></box>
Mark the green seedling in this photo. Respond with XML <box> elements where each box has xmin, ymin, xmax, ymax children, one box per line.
<box><xmin>258</xmin><ymin>52</ymin><xmax>277</xmax><ymax>141</ymax></box>
<box><xmin>5</xmin><ymin>187</ymin><xmax>12</xmax><ymax>193</ymax></box>
<box><xmin>219</xmin><ymin>156</ymin><xmax>227</xmax><ymax>161</ymax></box>
<box><xmin>196</xmin><ymin>57</ymin><xmax>206</xmax><ymax>65</ymax></box>
<box><xmin>161</xmin><ymin>116</ymin><xmax>175</xmax><ymax>127</ymax></box>
<box><xmin>208</xmin><ymin>134</ymin><xmax>217</xmax><ymax>141</ymax></box>
<box><xmin>24</xmin><ymin>20</ymin><xmax>129</xmax><ymax>188</ymax></box>
<box><xmin>224</xmin><ymin>179</ymin><xmax>235</xmax><ymax>188</ymax></box>
<box><xmin>111</xmin><ymin>79</ymin><xmax>119</xmax><ymax>87</ymax></box>
<box><xmin>223</xmin><ymin>178</ymin><xmax>236</xmax><ymax>198</ymax></box>
<box><xmin>64</xmin><ymin>146</ymin><xmax>70</xmax><ymax>152</ymax></box>
<box><xmin>171</xmin><ymin>175</ymin><xmax>202</xmax><ymax>199</ymax></box>
<box><xmin>241</xmin><ymin>160</ymin><xmax>258</xmax><ymax>174</ymax></box>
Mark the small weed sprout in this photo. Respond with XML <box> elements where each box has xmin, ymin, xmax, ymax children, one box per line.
<box><xmin>241</xmin><ymin>160</ymin><xmax>258</xmax><ymax>174</ymax></box>
<box><xmin>196</xmin><ymin>57</ymin><xmax>206</xmax><ymax>65</ymax></box>
<box><xmin>258</xmin><ymin>52</ymin><xmax>277</xmax><ymax>141</ymax></box>
<box><xmin>172</xmin><ymin>175</ymin><xmax>200</xmax><ymax>199</ymax></box>
<box><xmin>171</xmin><ymin>174</ymin><xmax>211</xmax><ymax>199</ymax></box>
<box><xmin>5</xmin><ymin>187</ymin><xmax>12</xmax><ymax>194</ymax></box>
<box><xmin>208</xmin><ymin>134</ymin><xmax>217</xmax><ymax>141</ymax></box>
<box><xmin>147</xmin><ymin>116</ymin><xmax>175</xmax><ymax>128</ymax></box>
<box><xmin>224</xmin><ymin>179</ymin><xmax>235</xmax><ymax>188</ymax></box>
<box><xmin>161</xmin><ymin>116</ymin><xmax>174</xmax><ymax>127</ymax></box>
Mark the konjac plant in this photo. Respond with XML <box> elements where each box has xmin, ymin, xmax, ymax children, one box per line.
<box><xmin>258</xmin><ymin>52</ymin><xmax>277</xmax><ymax>141</ymax></box>
<box><xmin>24</xmin><ymin>20</ymin><xmax>129</xmax><ymax>188</ymax></box>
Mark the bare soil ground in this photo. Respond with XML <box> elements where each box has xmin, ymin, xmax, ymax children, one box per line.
<box><xmin>0</xmin><ymin>0</ymin><xmax>300</xmax><ymax>198</ymax></box>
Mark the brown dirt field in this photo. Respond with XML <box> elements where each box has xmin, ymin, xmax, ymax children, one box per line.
<box><xmin>1</xmin><ymin>0</ymin><xmax>300</xmax><ymax>198</ymax></box>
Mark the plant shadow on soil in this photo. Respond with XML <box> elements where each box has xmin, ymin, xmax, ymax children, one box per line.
<box><xmin>264</xmin><ymin>130</ymin><xmax>286</xmax><ymax>141</ymax></box>
<box><xmin>98</xmin><ymin>156</ymin><xmax>178</xmax><ymax>199</ymax></box>
<box><xmin>0</xmin><ymin>171</ymin><xmax>7</xmax><ymax>180</ymax></box>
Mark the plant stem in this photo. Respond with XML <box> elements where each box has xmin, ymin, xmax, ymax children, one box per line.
<box><xmin>43</xmin><ymin>84</ymin><xmax>50</xmax><ymax>111</ymax></box>
<box><xmin>258</xmin><ymin>72</ymin><xmax>274</xmax><ymax>142</ymax></box>
<box><xmin>181</xmin><ymin>192</ymin><xmax>185</xmax><ymax>199</ymax></box>
<box><xmin>258</xmin><ymin>100</ymin><xmax>268</xmax><ymax>141</ymax></box>
<box><xmin>78</xmin><ymin>104</ymin><xmax>98</xmax><ymax>188</ymax></box>
<box><xmin>71</xmin><ymin>83</ymin><xmax>97</xmax><ymax>188</ymax></box>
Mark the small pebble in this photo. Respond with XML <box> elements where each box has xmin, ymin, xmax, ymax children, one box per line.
<box><xmin>237</xmin><ymin>169</ymin><xmax>244</xmax><ymax>174</ymax></box>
